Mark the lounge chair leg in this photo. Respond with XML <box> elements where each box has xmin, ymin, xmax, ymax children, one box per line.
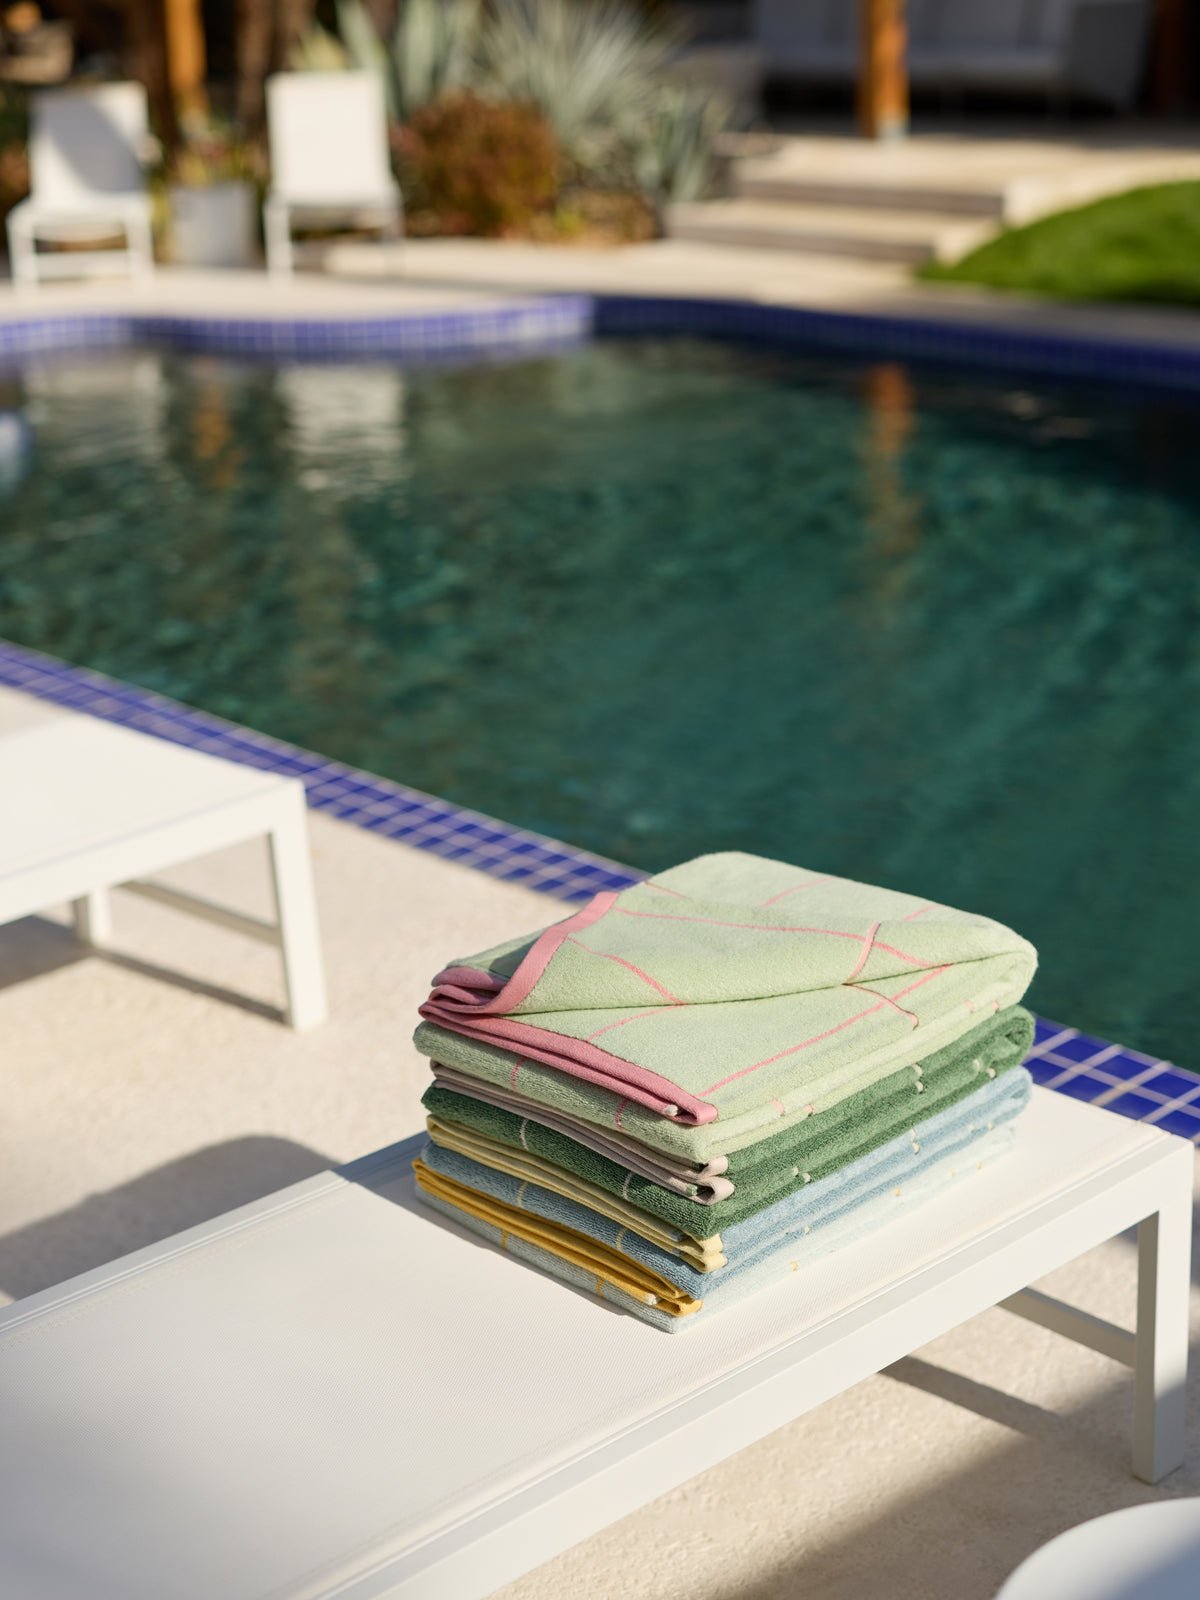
<box><xmin>126</xmin><ymin>211</ymin><xmax>155</xmax><ymax>279</ymax></box>
<box><xmin>72</xmin><ymin>889</ymin><xmax>112</xmax><ymax>946</ymax></box>
<box><xmin>386</xmin><ymin>202</ymin><xmax>403</xmax><ymax>277</ymax></box>
<box><xmin>264</xmin><ymin>200</ymin><xmax>294</xmax><ymax>277</ymax></box>
<box><xmin>1131</xmin><ymin>1170</ymin><xmax>1192</xmax><ymax>1482</ymax></box>
<box><xmin>6</xmin><ymin>209</ymin><xmax>39</xmax><ymax>290</ymax></box>
<box><xmin>267</xmin><ymin>790</ymin><xmax>327</xmax><ymax>1030</ymax></box>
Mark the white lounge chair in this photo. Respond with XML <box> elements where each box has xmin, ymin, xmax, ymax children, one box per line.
<box><xmin>5</xmin><ymin>82</ymin><xmax>155</xmax><ymax>288</ymax></box>
<box><xmin>0</xmin><ymin>715</ymin><xmax>327</xmax><ymax>1029</ymax></box>
<box><xmin>263</xmin><ymin>71</ymin><xmax>403</xmax><ymax>277</ymax></box>
<box><xmin>0</xmin><ymin>1089</ymin><xmax>1189</xmax><ymax>1597</ymax></box>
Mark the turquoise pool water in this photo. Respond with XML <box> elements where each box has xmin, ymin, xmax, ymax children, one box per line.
<box><xmin>1</xmin><ymin>337</ymin><xmax>1197</xmax><ymax>1067</ymax></box>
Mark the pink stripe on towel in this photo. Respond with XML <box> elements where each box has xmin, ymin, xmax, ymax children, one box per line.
<box><xmin>416</xmin><ymin>1004</ymin><xmax>717</xmax><ymax>1123</ymax></box>
<box><xmin>612</xmin><ymin>907</ymin><xmax>926</xmax><ymax>966</ymax></box>
<box><xmin>698</xmin><ymin>966</ymin><xmax>949</xmax><ymax>1096</ymax></box>
<box><xmin>844</xmin><ymin>921</ymin><xmax>880</xmax><ymax>984</ymax></box>
<box><xmin>760</xmin><ymin>875</ymin><xmax>832</xmax><ymax>906</ymax></box>
<box><xmin>566</xmin><ymin>937</ymin><xmax>684</xmax><ymax>1004</ymax></box>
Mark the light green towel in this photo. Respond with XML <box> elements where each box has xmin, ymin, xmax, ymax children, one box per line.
<box><xmin>422</xmin><ymin>1007</ymin><xmax>1034</xmax><ymax>1231</ymax></box>
<box><xmin>419</xmin><ymin>852</ymin><xmax>1036</xmax><ymax>1143</ymax></box>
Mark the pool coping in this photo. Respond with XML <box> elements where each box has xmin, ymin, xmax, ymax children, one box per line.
<box><xmin>3</xmin><ymin>286</ymin><xmax>1200</xmax><ymax>390</ymax></box>
<box><xmin>1</xmin><ymin>289</ymin><xmax>1198</xmax><ymax>1143</ymax></box>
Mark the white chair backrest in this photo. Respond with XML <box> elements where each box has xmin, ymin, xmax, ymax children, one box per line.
<box><xmin>266</xmin><ymin>72</ymin><xmax>393</xmax><ymax>204</ymax></box>
<box><xmin>29</xmin><ymin>83</ymin><xmax>148</xmax><ymax>208</ymax></box>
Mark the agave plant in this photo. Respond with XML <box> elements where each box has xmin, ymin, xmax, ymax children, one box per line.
<box><xmin>287</xmin><ymin>20</ymin><xmax>350</xmax><ymax>72</ymax></box>
<box><xmin>479</xmin><ymin>0</ymin><xmax>678</xmax><ymax>174</ymax></box>
<box><xmin>631</xmin><ymin>82</ymin><xmax>729</xmax><ymax>213</ymax></box>
<box><xmin>389</xmin><ymin>0</ymin><xmax>480</xmax><ymax>121</ymax></box>
<box><xmin>293</xmin><ymin>1</ymin><xmax>480</xmax><ymax>122</ymax></box>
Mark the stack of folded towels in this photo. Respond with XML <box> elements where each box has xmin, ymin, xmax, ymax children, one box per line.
<box><xmin>412</xmin><ymin>852</ymin><xmax>1038</xmax><ymax>1332</ymax></box>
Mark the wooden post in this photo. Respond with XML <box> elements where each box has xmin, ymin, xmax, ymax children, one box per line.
<box><xmin>164</xmin><ymin>0</ymin><xmax>208</xmax><ymax>119</ymax></box>
<box><xmin>858</xmin><ymin>0</ymin><xmax>909</xmax><ymax>141</ymax></box>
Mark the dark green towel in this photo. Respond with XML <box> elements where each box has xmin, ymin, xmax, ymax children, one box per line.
<box><xmin>422</xmin><ymin>1006</ymin><xmax>1034</xmax><ymax>1234</ymax></box>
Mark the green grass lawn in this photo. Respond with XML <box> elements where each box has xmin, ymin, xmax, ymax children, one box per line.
<box><xmin>921</xmin><ymin>181</ymin><xmax>1200</xmax><ymax>308</ymax></box>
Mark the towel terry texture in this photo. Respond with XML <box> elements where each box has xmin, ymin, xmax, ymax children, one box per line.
<box><xmin>414</xmin><ymin>1075</ymin><xmax>1026</xmax><ymax>1331</ymax></box>
<box><xmin>423</xmin><ymin>1006</ymin><xmax>1034</xmax><ymax>1226</ymax></box>
<box><xmin>418</xmin><ymin>852</ymin><xmax>1036</xmax><ymax>1135</ymax></box>
<box><xmin>421</xmin><ymin>1069</ymin><xmax>1032</xmax><ymax>1283</ymax></box>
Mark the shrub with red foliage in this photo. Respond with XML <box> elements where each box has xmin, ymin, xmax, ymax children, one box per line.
<box><xmin>0</xmin><ymin>143</ymin><xmax>29</xmax><ymax>227</ymax></box>
<box><xmin>393</xmin><ymin>92</ymin><xmax>559</xmax><ymax>238</ymax></box>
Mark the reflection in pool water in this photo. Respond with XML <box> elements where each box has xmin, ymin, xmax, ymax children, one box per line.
<box><xmin>0</xmin><ymin>338</ymin><xmax>1197</xmax><ymax>1068</ymax></box>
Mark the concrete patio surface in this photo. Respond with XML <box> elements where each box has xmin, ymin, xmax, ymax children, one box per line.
<box><xmin>1</xmin><ymin>684</ymin><xmax>1197</xmax><ymax>1600</ymax></box>
<box><xmin>3</xmin><ymin>230</ymin><xmax>1200</xmax><ymax>363</ymax></box>
<box><xmin>2</xmin><ymin>189</ymin><xmax>1199</xmax><ymax>1591</ymax></box>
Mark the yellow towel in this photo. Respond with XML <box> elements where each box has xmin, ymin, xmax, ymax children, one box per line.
<box><xmin>413</xmin><ymin>1159</ymin><xmax>703</xmax><ymax>1320</ymax></box>
<box><xmin>426</xmin><ymin>1115</ymin><xmax>726</xmax><ymax>1269</ymax></box>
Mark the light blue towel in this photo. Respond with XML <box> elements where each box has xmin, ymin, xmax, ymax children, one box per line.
<box><xmin>417</xmin><ymin>1069</ymin><xmax>1030</xmax><ymax>1330</ymax></box>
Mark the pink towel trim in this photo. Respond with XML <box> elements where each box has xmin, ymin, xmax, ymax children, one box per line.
<box><xmin>418</xmin><ymin>1004</ymin><xmax>717</xmax><ymax>1123</ymax></box>
<box><xmin>428</xmin><ymin>891</ymin><xmax>619</xmax><ymax>1018</ymax></box>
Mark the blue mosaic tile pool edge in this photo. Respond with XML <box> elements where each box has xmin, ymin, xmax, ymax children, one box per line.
<box><xmin>0</xmin><ymin>636</ymin><xmax>638</xmax><ymax>903</ymax></box>
<box><xmin>0</xmin><ymin>294</ymin><xmax>595</xmax><ymax>362</ymax></box>
<box><xmin>2</xmin><ymin>287</ymin><xmax>1198</xmax><ymax>1139</ymax></box>
<box><xmin>593</xmin><ymin>294</ymin><xmax>1200</xmax><ymax>394</ymax></box>
<box><xmin>3</xmin><ymin>287</ymin><xmax>1200</xmax><ymax>390</ymax></box>
<box><xmin>1</xmin><ymin>634</ymin><xmax>1195</xmax><ymax>1145</ymax></box>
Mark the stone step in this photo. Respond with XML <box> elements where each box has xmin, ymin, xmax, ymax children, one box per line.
<box><xmin>733</xmin><ymin>167</ymin><xmax>1006</xmax><ymax>218</ymax></box>
<box><xmin>666</xmin><ymin>199</ymin><xmax>993</xmax><ymax>265</ymax></box>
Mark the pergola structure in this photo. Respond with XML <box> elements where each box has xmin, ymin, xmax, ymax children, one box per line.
<box><xmin>154</xmin><ymin>0</ymin><xmax>1190</xmax><ymax>144</ymax></box>
<box><xmin>858</xmin><ymin>0</ymin><xmax>909</xmax><ymax>140</ymax></box>
<box><xmin>163</xmin><ymin>0</ymin><xmax>206</xmax><ymax>117</ymax></box>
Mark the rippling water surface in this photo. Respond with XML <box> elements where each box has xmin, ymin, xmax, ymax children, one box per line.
<box><xmin>1</xmin><ymin>338</ymin><xmax>1197</xmax><ymax>1064</ymax></box>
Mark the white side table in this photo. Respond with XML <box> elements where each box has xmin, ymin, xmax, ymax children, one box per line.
<box><xmin>0</xmin><ymin>715</ymin><xmax>327</xmax><ymax>1027</ymax></box>
<box><xmin>999</xmin><ymin>1500</ymin><xmax>1200</xmax><ymax>1600</ymax></box>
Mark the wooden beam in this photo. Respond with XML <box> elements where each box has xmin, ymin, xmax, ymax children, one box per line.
<box><xmin>164</xmin><ymin>0</ymin><xmax>207</xmax><ymax>118</ymax></box>
<box><xmin>858</xmin><ymin>0</ymin><xmax>908</xmax><ymax>141</ymax></box>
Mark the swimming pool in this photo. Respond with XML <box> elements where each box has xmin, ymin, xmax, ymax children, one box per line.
<box><xmin>1</xmin><ymin>335</ymin><xmax>1197</xmax><ymax>1068</ymax></box>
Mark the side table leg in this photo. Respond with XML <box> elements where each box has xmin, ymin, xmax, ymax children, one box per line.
<box><xmin>1132</xmin><ymin>1163</ymin><xmax>1193</xmax><ymax>1482</ymax></box>
<box><xmin>267</xmin><ymin>790</ymin><xmax>328</xmax><ymax>1030</ymax></box>
<box><xmin>72</xmin><ymin>889</ymin><xmax>112</xmax><ymax>947</ymax></box>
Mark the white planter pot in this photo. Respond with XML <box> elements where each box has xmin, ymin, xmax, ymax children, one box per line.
<box><xmin>169</xmin><ymin>181</ymin><xmax>257</xmax><ymax>269</ymax></box>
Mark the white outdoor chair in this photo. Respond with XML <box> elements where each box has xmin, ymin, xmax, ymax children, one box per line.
<box><xmin>5</xmin><ymin>82</ymin><xmax>155</xmax><ymax>289</ymax></box>
<box><xmin>263</xmin><ymin>71</ymin><xmax>403</xmax><ymax>277</ymax></box>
